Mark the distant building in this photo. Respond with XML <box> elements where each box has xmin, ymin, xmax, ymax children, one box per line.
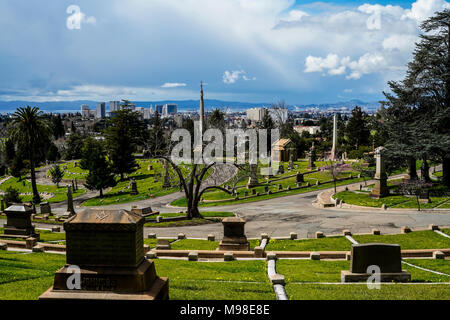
<box><xmin>294</xmin><ymin>125</ymin><xmax>321</xmax><ymax>135</ymax></box>
<box><xmin>96</xmin><ymin>102</ymin><xmax>106</xmax><ymax>119</ymax></box>
<box><xmin>155</xmin><ymin>105</ymin><xmax>164</xmax><ymax>114</ymax></box>
<box><xmin>162</xmin><ymin>104</ymin><xmax>177</xmax><ymax>117</ymax></box>
<box><xmin>109</xmin><ymin>101</ymin><xmax>120</xmax><ymax>112</ymax></box>
<box><xmin>81</xmin><ymin>104</ymin><xmax>91</xmax><ymax>118</ymax></box>
<box><xmin>246</xmin><ymin>108</ymin><xmax>267</xmax><ymax>122</ymax></box>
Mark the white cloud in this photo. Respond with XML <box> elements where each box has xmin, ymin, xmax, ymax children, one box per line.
<box><xmin>402</xmin><ymin>0</ymin><xmax>450</xmax><ymax>23</ymax></box>
<box><xmin>305</xmin><ymin>53</ymin><xmax>386</xmax><ymax>80</ymax></box>
<box><xmin>161</xmin><ymin>82</ymin><xmax>187</xmax><ymax>88</ymax></box>
<box><xmin>382</xmin><ymin>34</ymin><xmax>417</xmax><ymax>51</ymax></box>
<box><xmin>222</xmin><ymin>70</ymin><xmax>255</xmax><ymax>84</ymax></box>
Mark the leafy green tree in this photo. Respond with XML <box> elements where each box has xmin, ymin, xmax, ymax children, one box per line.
<box><xmin>208</xmin><ymin>108</ymin><xmax>225</xmax><ymax>131</ymax></box>
<box><xmin>9</xmin><ymin>107</ymin><xmax>50</xmax><ymax>203</ymax></box>
<box><xmin>49</xmin><ymin>164</ymin><xmax>64</xmax><ymax>187</ymax></box>
<box><xmin>45</xmin><ymin>142</ymin><xmax>60</xmax><ymax>162</ymax></box>
<box><xmin>80</xmin><ymin>138</ymin><xmax>116</xmax><ymax>197</ymax></box>
<box><xmin>104</xmin><ymin>109</ymin><xmax>143</xmax><ymax>180</ymax></box>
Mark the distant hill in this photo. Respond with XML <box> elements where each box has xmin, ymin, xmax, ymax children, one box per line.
<box><xmin>0</xmin><ymin>99</ymin><xmax>380</xmax><ymax>113</ymax></box>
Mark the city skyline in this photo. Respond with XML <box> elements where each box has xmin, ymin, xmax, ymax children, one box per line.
<box><xmin>0</xmin><ymin>0</ymin><xmax>449</xmax><ymax>105</ymax></box>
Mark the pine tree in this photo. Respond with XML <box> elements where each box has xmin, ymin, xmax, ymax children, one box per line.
<box><xmin>80</xmin><ymin>138</ymin><xmax>116</xmax><ymax>197</ymax></box>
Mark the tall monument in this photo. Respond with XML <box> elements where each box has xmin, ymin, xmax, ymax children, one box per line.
<box><xmin>330</xmin><ymin>114</ymin><xmax>338</xmax><ymax>160</ymax></box>
<box><xmin>200</xmin><ymin>81</ymin><xmax>205</xmax><ymax>134</ymax></box>
<box><xmin>370</xmin><ymin>147</ymin><xmax>389</xmax><ymax>199</ymax></box>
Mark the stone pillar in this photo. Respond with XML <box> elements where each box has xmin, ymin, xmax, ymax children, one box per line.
<box><xmin>288</xmin><ymin>153</ymin><xmax>294</xmax><ymax>171</ymax></box>
<box><xmin>247</xmin><ymin>164</ymin><xmax>259</xmax><ymax>188</ymax></box>
<box><xmin>162</xmin><ymin>160</ymin><xmax>171</xmax><ymax>188</ymax></box>
<box><xmin>66</xmin><ymin>186</ymin><xmax>75</xmax><ymax>217</ymax></box>
<box><xmin>370</xmin><ymin>147</ymin><xmax>389</xmax><ymax>199</ymax></box>
<box><xmin>330</xmin><ymin>113</ymin><xmax>338</xmax><ymax>160</ymax></box>
<box><xmin>307</xmin><ymin>150</ymin><xmax>316</xmax><ymax>170</ymax></box>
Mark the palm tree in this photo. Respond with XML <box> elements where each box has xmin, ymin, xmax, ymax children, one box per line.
<box><xmin>10</xmin><ymin>106</ymin><xmax>50</xmax><ymax>204</ymax></box>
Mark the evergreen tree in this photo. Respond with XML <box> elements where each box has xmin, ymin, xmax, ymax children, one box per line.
<box><xmin>49</xmin><ymin>164</ymin><xmax>64</xmax><ymax>187</ymax></box>
<box><xmin>80</xmin><ymin>138</ymin><xmax>116</xmax><ymax>197</ymax></box>
<box><xmin>63</xmin><ymin>133</ymin><xmax>84</xmax><ymax>160</ymax></box>
<box><xmin>104</xmin><ymin>109</ymin><xmax>142</xmax><ymax>180</ymax></box>
<box><xmin>346</xmin><ymin>106</ymin><xmax>370</xmax><ymax>149</ymax></box>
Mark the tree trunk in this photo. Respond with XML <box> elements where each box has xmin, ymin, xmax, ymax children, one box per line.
<box><xmin>29</xmin><ymin>156</ymin><xmax>40</xmax><ymax>204</ymax></box>
<box><xmin>421</xmin><ymin>158</ymin><xmax>431</xmax><ymax>183</ymax></box>
<box><xmin>406</xmin><ymin>157</ymin><xmax>418</xmax><ymax>180</ymax></box>
<box><xmin>99</xmin><ymin>188</ymin><xmax>103</xmax><ymax>198</ymax></box>
<box><xmin>443</xmin><ymin>156</ymin><xmax>450</xmax><ymax>187</ymax></box>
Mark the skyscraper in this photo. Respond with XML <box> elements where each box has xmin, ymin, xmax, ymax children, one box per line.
<box><xmin>109</xmin><ymin>101</ymin><xmax>120</xmax><ymax>112</ymax></box>
<box><xmin>96</xmin><ymin>102</ymin><xmax>106</xmax><ymax>119</ymax></box>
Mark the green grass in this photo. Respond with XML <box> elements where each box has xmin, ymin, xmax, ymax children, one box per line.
<box><xmin>0</xmin><ymin>228</ymin><xmax>65</xmax><ymax>244</ymax></box>
<box><xmin>334</xmin><ymin>190</ymin><xmax>411</xmax><ymax>208</ymax></box>
<box><xmin>286</xmin><ymin>283</ymin><xmax>449</xmax><ymax>300</ymax></box>
<box><xmin>442</xmin><ymin>228</ymin><xmax>450</xmax><ymax>237</ymax></box>
<box><xmin>0</xmin><ymin>251</ymin><xmax>274</xmax><ymax>300</ymax></box>
<box><xmin>265</xmin><ymin>236</ymin><xmax>352</xmax><ymax>252</ymax></box>
<box><xmin>0</xmin><ymin>251</ymin><xmax>65</xmax><ymax>300</ymax></box>
<box><xmin>82</xmin><ymin>160</ymin><xmax>212</xmax><ymax>207</ymax></box>
<box><xmin>171</xmin><ymin>239</ymin><xmax>219</xmax><ymax>250</ymax></box>
<box><xmin>280</xmin><ymin>259</ymin><xmax>450</xmax><ymax>300</ymax></box>
<box><xmin>0</xmin><ymin>177</ymin><xmax>85</xmax><ymax>203</ymax></box>
<box><xmin>143</xmin><ymin>238</ymin><xmax>176</xmax><ymax>248</ymax></box>
<box><xmin>172</xmin><ymin>177</ymin><xmax>366</xmax><ymax>207</ymax></box>
<box><xmin>153</xmin><ymin>259</ymin><xmax>274</xmax><ymax>300</ymax></box>
<box><xmin>353</xmin><ymin>230</ymin><xmax>450</xmax><ymax>250</ymax></box>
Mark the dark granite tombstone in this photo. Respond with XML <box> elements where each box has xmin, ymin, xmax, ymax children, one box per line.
<box><xmin>278</xmin><ymin>165</ymin><xmax>284</xmax><ymax>174</ymax></box>
<box><xmin>218</xmin><ymin>217</ymin><xmax>250</xmax><ymax>251</ymax></box>
<box><xmin>130</xmin><ymin>179</ymin><xmax>139</xmax><ymax>195</ymax></box>
<box><xmin>296</xmin><ymin>172</ymin><xmax>304</xmax><ymax>184</ymax></box>
<box><xmin>2</xmin><ymin>204</ymin><xmax>39</xmax><ymax>240</ymax></box>
<box><xmin>341</xmin><ymin>243</ymin><xmax>411</xmax><ymax>282</ymax></box>
<box><xmin>39</xmin><ymin>208</ymin><xmax>168</xmax><ymax>300</ymax></box>
<box><xmin>40</xmin><ymin>202</ymin><xmax>52</xmax><ymax>216</ymax></box>
<box><xmin>419</xmin><ymin>190</ymin><xmax>431</xmax><ymax>203</ymax></box>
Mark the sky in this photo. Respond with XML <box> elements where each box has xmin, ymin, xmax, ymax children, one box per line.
<box><xmin>0</xmin><ymin>0</ymin><xmax>449</xmax><ymax>105</ymax></box>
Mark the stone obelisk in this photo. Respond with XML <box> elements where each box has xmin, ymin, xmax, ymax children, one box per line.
<box><xmin>330</xmin><ymin>114</ymin><xmax>338</xmax><ymax>160</ymax></box>
<box><xmin>200</xmin><ymin>81</ymin><xmax>205</xmax><ymax>134</ymax></box>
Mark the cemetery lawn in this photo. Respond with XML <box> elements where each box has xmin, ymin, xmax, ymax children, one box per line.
<box><xmin>156</xmin><ymin>211</ymin><xmax>235</xmax><ymax>218</ymax></box>
<box><xmin>265</xmin><ymin>236</ymin><xmax>351</xmax><ymax>251</ymax></box>
<box><xmin>0</xmin><ymin>177</ymin><xmax>85</xmax><ymax>203</ymax></box>
<box><xmin>442</xmin><ymin>228</ymin><xmax>450</xmax><ymax>236</ymax></box>
<box><xmin>0</xmin><ymin>228</ymin><xmax>65</xmax><ymax>244</ymax></box>
<box><xmin>82</xmin><ymin>159</ymin><xmax>207</xmax><ymax>207</ymax></box>
<box><xmin>171</xmin><ymin>177</ymin><xmax>366</xmax><ymax>207</ymax></box>
<box><xmin>0</xmin><ymin>251</ymin><xmax>65</xmax><ymax>300</ymax></box>
<box><xmin>353</xmin><ymin>230</ymin><xmax>450</xmax><ymax>249</ymax></box>
<box><xmin>153</xmin><ymin>259</ymin><xmax>274</xmax><ymax>300</ymax></box>
<box><xmin>279</xmin><ymin>259</ymin><xmax>450</xmax><ymax>300</ymax></box>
